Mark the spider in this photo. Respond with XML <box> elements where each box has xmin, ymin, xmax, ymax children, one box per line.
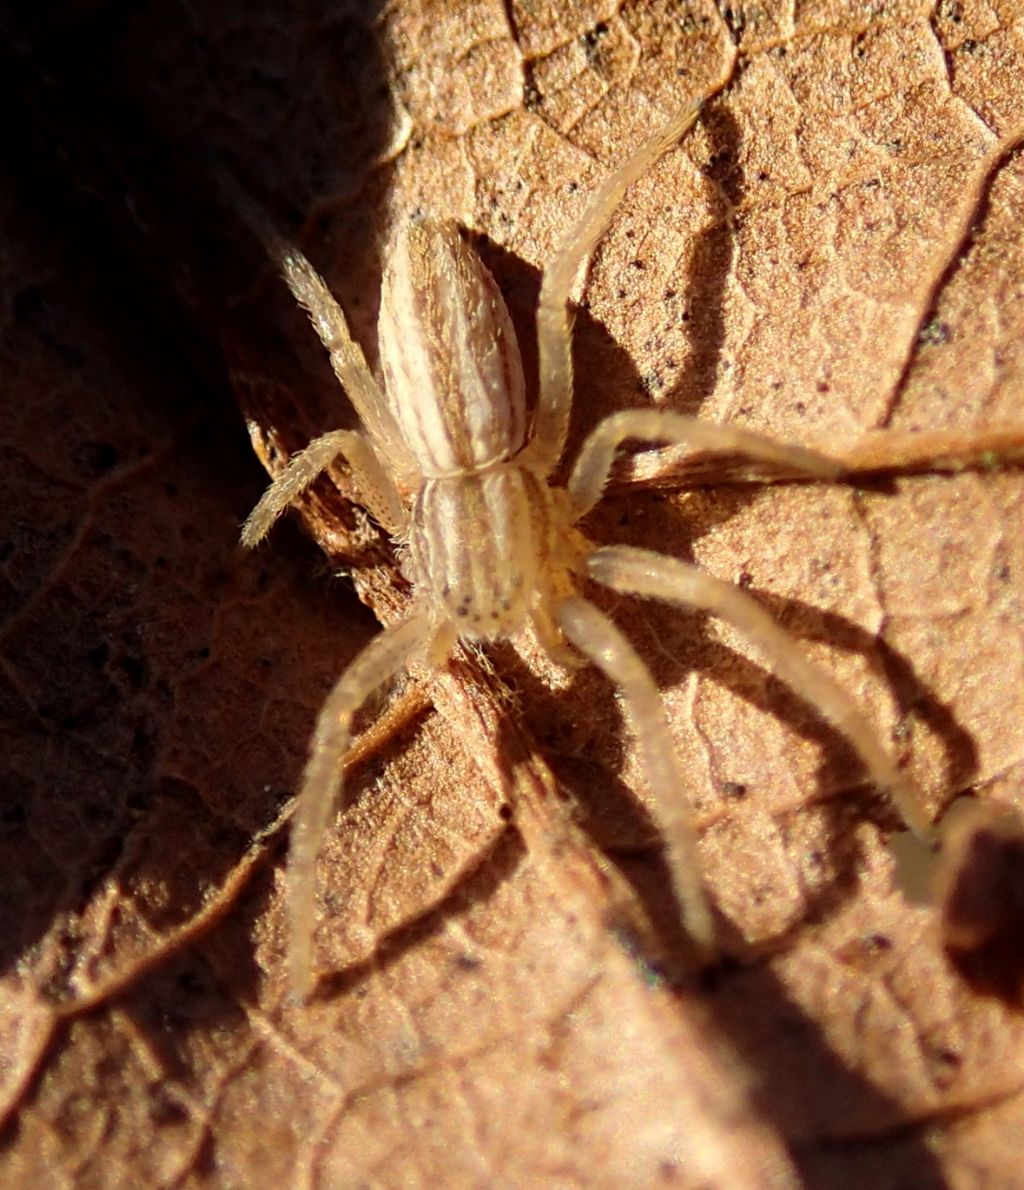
<box><xmin>242</xmin><ymin>100</ymin><xmax>986</xmax><ymax>997</ymax></box>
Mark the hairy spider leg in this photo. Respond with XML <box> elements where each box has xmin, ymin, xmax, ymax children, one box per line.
<box><xmin>523</xmin><ymin>100</ymin><xmax>704</xmax><ymax>477</ymax></box>
<box><xmin>587</xmin><ymin>546</ymin><xmax>932</xmax><ymax>840</ymax></box>
<box><xmin>555</xmin><ymin>596</ymin><xmax>715</xmax><ymax>952</ymax></box>
<box><xmin>286</xmin><ymin>614</ymin><xmax>453</xmax><ymax>996</ymax></box>
<box><xmin>568</xmin><ymin>409</ymin><xmax>845</xmax><ymax>515</ymax></box>
<box><xmin>241</xmin><ymin>428</ymin><xmax>405</xmax><ymax>547</ymax></box>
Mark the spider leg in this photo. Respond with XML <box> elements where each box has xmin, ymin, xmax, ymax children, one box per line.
<box><xmin>286</xmin><ymin>611</ymin><xmax>450</xmax><ymax>998</ymax></box>
<box><xmin>523</xmin><ymin>101</ymin><xmax>704</xmax><ymax>478</ymax></box>
<box><xmin>555</xmin><ymin>595</ymin><xmax>715</xmax><ymax>955</ymax></box>
<box><xmin>241</xmin><ymin>428</ymin><xmax>405</xmax><ymax>547</ymax></box>
<box><xmin>587</xmin><ymin>545</ymin><xmax>933</xmax><ymax>840</ymax></box>
<box><xmin>530</xmin><ymin>602</ymin><xmax>585</xmax><ymax>670</ymax></box>
<box><xmin>222</xmin><ymin>170</ymin><xmax>417</xmax><ymax>482</ymax></box>
<box><xmin>276</xmin><ymin>247</ymin><xmax>418</xmax><ymax>484</ymax></box>
<box><xmin>569</xmin><ymin>409</ymin><xmax>844</xmax><ymax>517</ymax></box>
<box><xmin>832</xmin><ymin>426</ymin><xmax>1024</xmax><ymax>477</ymax></box>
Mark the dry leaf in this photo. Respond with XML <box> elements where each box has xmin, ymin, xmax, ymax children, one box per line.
<box><xmin>2</xmin><ymin>2</ymin><xmax>1024</xmax><ymax>1186</ymax></box>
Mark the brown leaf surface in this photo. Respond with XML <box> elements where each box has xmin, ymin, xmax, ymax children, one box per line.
<box><xmin>2</xmin><ymin>2</ymin><xmax>1024</xmax><ymax>1186</ymax></box>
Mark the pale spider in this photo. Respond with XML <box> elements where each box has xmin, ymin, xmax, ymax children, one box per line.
<box><xmin>243</xmin><ymin>101</ymin><xmax>946</xmax><ymax>997</ymax></box>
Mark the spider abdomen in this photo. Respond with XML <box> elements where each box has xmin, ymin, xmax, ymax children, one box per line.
<box><xmin>379</xmin><ymin>218</ymin><xmax>527</xmax><ymax>478</ymax></box>
<box><xmin>410</xmin><ymin>465</ymin><xmax>550</xmax><ymax>638</ymax></box>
